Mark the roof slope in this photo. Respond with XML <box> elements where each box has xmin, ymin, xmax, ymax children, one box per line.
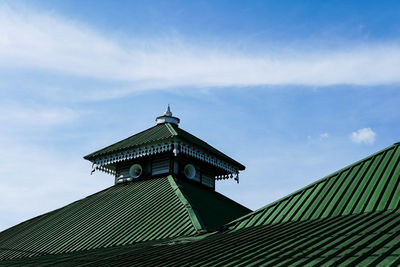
<box><xmin>0</xmin><ymin>175</ymin><xmax>250</xmax><ymax>261</ymax></box>
<box><xmin>2</xmin><ymin>210</ymin><xmax>400</xmax><ymax>266</ymax></box>
<box><xmin>84</xmin><ymin>123</ymin><xmax>176</xmax><ymax>159</ymax></box>
<box><xmin>84</xmin><ymin>123</ymin><xmax>245</xmax><ymax>169</ymax></box>
<box><xmin>2</xmin><ymin>143</ymin><xmax>400</xmax><ymax>266</ymax></box>
<box><xmin>227</xmin><ymin>142</ymin><xmax>400</xmax><ymax>230</ymax></box>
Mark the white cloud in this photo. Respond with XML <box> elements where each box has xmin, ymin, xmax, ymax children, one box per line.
<box><xmin>320</xmin><ymin>133</ymin><xmax>329</xmax><ymax>139</ymax></box>
<box><xmin>0</xmin><ymin>4</ymin><xmax>400</xmax><ymax>101</ymax></box>
<box><xmin>351</xmin><ymin>128</ymin><xmax>376</xmax><ymax>144</ymax></box>
<box><xmin>0</xmin><ymin>104</ymin><xmax>80</xmax><ymax>126</ymax></box>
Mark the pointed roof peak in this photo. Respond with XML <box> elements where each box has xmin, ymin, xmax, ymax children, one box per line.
<box><xmin>156</xmin><ymin>105</ymin><xmax>180</xmax><ymax>126</ymax></box>
<box><xmin>164</xmin><ymin>104</ymin><xmax>172</xmax><ymax>117</ymax></box>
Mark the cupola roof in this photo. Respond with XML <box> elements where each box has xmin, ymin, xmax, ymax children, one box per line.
<box><xmin>84</xmin><ymin>107</ymin><xmax>245</xmax><ymax>180</ymax></box>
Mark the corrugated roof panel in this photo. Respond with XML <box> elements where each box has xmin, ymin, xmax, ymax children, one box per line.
<box><xmin>281</xmin><ymin>185</ymin><xmax>313</xmax><ymax>223</ymax></box>
<box><xmin>359</xmin><ymin>149</ymin><xmax>393</xmax><ymax>213</ymax></box>
<box><xmin>336</xmin><ymin>159</ymin><xmax>371</xmax><ymax>216</ymax></box>
<box><xmin>265</xmin><ymin>198</ymin><xmax>289</xmax><ymax>224</ymax></box>
<box><xmin>227</xmin><ymin>143</ymin><xmax>400</xmax><ymax>230</ymax></box>
<box><xmin>2</xmin><ymin>142</ymin><xmax>400</xmax><ymax>266</ymax></box>
<box><xmin>291</xmin><ymin>181</ymin><xmax>324</xmax><ymax>221</ymax></box>
<box><xmin>309</xmin><ymin>171</ymin><xmax>345</xmax><ymax>219</ymax></box>
<box><xmin>0</xmin><ymin>175</ymin><xmax>250</xmax><ymax>261</ymax></box>
<box><xmin>311</xmin><ymin>212</ymin><xmax>400</xmax><ymax>266</ymax></box>
<box><xmin>3</xmin><ymin>211</ymin><xmax>399</xmax><ymax>266</ymax></box>
<box><xmin>254</xmin><ymin>204</ymin><xmax>276</xmax><ymax>226</ymax></box>
<box><xmin>373</xmin><ymin>146</ymin><xmax>400</xmax><ymax>211</ymax></box>
<box><xmin>363</xmin><ymin>147</ymin><xmax>397</xmax><ymax>213</ymax></box>
<box><xmin>0</xmin><ymin>176</ymin><xmax>197</xmax><ymax>260</ymax></box>
<box><xmin>327</xmin><ymin>166</ymin><xmax>363</xmax><ymax>218</ymax></box>
<box><xmin>243</xmin><ymin>210</ymin><xmax>263</xmax><ymax>228</ymax></box>
<box><xmin>84</xmin><ymin>124</ymin><xmax>176</xmax><ymax>159</ymax></box>
<box><xmin>274</xmin><ymin>193</ymin><xmax>301</xmax><ymax>223</ymax></box>
<box><xmin>344</xmin><ymin>156</ymin><xmax>379</xmax><ymax>215</ymax></box>
<box><xmin>388</xmin><ymin>170</ymin><xmax>400</xmax><ymax>210</ymax></box>
<box><xmin>381</xmin><ymin>158</ymin><xmax>400</xmax><ymax>210</ymax></box>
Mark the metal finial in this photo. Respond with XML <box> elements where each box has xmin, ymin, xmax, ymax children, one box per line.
<box><xmin>156</xmin><ymin>105</ymin><xmax>180</xmax><ymax>126</ymax></box>
<box><xmin>164</xmin><ymin>104</ymin><xmax>172</xmax><ymax>117</ymax></box>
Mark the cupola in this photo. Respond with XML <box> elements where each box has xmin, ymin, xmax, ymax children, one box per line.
<box><xmin>155</xmin><ymin>104</ymin><xmax>180</xmax><ymax>125</ymax></box>
<box><xmin>84</xmin><ymin>106</ymin><xmax>245</xmax><ymax>189</ymax></box>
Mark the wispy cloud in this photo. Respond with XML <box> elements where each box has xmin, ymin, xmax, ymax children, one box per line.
<box><xmin>1</xmin><ymin>4</ymin><xmax>400</xmax><ymax>100</ymax></box>
<box><xmin>0</xmin><ymin>104</ymin><xmax>80</xmax><ymax>126</ymax></box>
<box><xmin>320</xmin><ymin>133</ymin><xmax>329</xmax><ymax>139</ymax></box>
<box><xmin>351</xmin><ymin>128</ymin><xmax>376</xmax><ymax>144</ymax></box>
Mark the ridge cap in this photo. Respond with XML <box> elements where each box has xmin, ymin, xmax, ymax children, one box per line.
<box><xmin>165</xmin><ymin>123</ymin><xmax>178</xmax><ymax>136</ymax></box>
<box><xmin>167</xmin><ymin>175</ymin><xmax>207</xmax><ymax>233</ymax></box>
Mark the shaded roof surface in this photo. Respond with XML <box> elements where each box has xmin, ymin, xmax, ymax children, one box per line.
<box><xmin>84</xmin><ymin>123</ymin><xmax>245</xmax><ymax>169</ymax></box>
<box><xmin>0</xmin><ymin>175</ymin><xmax>250</xmax><ymax>261</ymax></box>
<box><xmin>1</xmin><ymin>143</ymin><xmax>400</xmax><ymax>266</ymax></box>
<box><xmin>2</xmin><ymin>210</ymin><xmax>399</xmax><ymax>266</ymax></box>
<box><xmin>174</xmin><ymin>177</ymin><xmax>251</xmax><ymax>231</ymax></box>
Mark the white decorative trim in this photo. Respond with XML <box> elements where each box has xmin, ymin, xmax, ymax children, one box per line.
<box><xmin>94</xmin><ymin>142</ymin><xmax>174</xmax><ymax>166</ymax></box>
<box><xmin>178</xmin><ymin>141</ymin><xmax>239</xmax><ymax>174</ymax></box>
<box><xmin>215</xmin><ymin>172</ymin><xmax>239</xmax><ymax>182</ymax></box>
<box><xmin>156</xmin><ymin>116</ymin><xmax>180</xmax><ymax>125</ymax></box>
<box><xmin>92</xmin><ymin>139</ymin><xmax>240</xmax><ymax>178</ymax></box>
<box><xmin>95</xmin><ymin>165</ymin><xmax>116</xmax><ymax>175</ymax></box>
<box><xmin>173</xmin><ymin>141</ymin><xmax>179</xmax><ymax>156</ymax></box>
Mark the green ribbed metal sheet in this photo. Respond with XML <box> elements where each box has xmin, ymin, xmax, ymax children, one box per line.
<box><xmin>1</xmin><ymin>210</ymin><xmax>399</xmax><ymax>266</ymax></box>
<box><xmin>84</xmin><ymin>123</ymin><xmax>245</xmax><ymax>169</ymax></box>
<box><xmin>0</xmin><ymin>175</ymin><xmax>250</xmax><ymax>261</ymax></box>
<box><xmin>2</xmin><ymin>143</ymin><xmax>400</xmax><ymax>266</ymax></box>
<box><xmin>228</xmin><ymin>142</ymin><xmax>400</xmax><ymax>230</ymax></box>
<box><xmin>0</xmin><ymin>176</ymin><xmax>197</xmax><ymax>260</ymax></box>
<box><xmin>84</xmin><ymin>123</ymin><xmax>176</xmax><ymax>159</ymax></box>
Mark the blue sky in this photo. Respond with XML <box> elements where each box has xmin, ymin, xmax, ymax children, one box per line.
<box><xmin>0</xmin><ymin>0</ymin><xmax>400</xmax><ymax>230</ymax></box>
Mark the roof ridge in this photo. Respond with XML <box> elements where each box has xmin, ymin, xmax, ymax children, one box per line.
<box><xmin>165</xmin><ymin>123</ymin><xmax>178</xmax><ymax>136</ymax></box>
<box><xmin>0</xmin><ymin>177</ymin><xmax>200</xmax><ymax>259</ymax></box>
<box><xmin>167</xmin><ymin>175</ymin><xmax>207</xmax><ymax>233</ymax></box>
<box><xmin>226</xmin><ymin>142</ymin><xmax>400</xmax><ymax>229</ymax></box>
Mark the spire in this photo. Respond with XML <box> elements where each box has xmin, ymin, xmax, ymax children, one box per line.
<box><xmin>164</xmin><ymin>104</ymin><xmax>172</xmax><ymax>117</ymax></box>
<box><xmin>156</xmin><ymin>105</ymin><xmax>180</xmax><ymax>126</ymax></box>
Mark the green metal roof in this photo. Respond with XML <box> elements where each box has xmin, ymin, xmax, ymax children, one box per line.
<box><xmin>83</xmin><ymin>123</ymin><xmax>245</xmax><ymax>170</ymax></box>
<box><xmin>227</xmin><ymin>142</ymin><xmax>400</xmax><ymax>230</ymax></box>
<box><xmin>2</xmin><ymin>210</ymin><xmax>399</xmax><ymax>266</ymax></box>
<box><xmin>0</xmin><ymin>175</ymin><xmax>250</xmax><ymax>261</ymax></box>
<box><xmin>1</xmin><ymin>142</ymin><xmax>400</xmax><ymax>266</ymax></box>
<box><xmin>175</xmin><ymin>176</ymin><xmax>251</xmax><ymax>231</ymax></box>
<box><xmin>84</xmin><ymin>123</ymin><xmax>175</xmax><ymax>159</ymax></box>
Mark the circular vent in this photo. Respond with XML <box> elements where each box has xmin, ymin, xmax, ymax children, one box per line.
<box><xmin>184</xmin><ymin>164</ymin><xmax>196</xmax><ymax>179</ymax></box>
<box><xmin>129</xmin><ymin>164</ymin><xmax>143</xmax><ymax>178</ymax></box>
